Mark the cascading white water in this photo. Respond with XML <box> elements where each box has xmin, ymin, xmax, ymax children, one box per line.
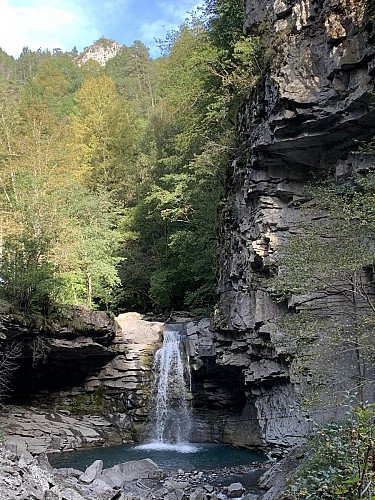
<box><xmin>150</xmin><ymin>325</ymin><xmax>192</xmax><ymax>445</ymax></box>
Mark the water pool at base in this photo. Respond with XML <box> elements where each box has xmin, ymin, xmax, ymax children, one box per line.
<box><xmin>49</xmin><ymin>442</ymin><xmax>267</xmax><ymax>472</ymax></box>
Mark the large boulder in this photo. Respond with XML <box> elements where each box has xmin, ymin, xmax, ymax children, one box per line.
<box><xmin>100</xmin><ymin>458</ymin><xmax>163</xmax><ymax>488</ymax></box>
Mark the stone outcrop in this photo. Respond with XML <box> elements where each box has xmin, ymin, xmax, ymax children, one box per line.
<box><xmin>75</xmin><ymin>38</ymin><xmax>122</xmax><ymax>66</ymax></box>
<box><xmin>94</xmin><ymin>312</ymin><xmax>162</xmax><ymax>439</ymax></box>
<box><xmin>0</xmin><ymin>406</ymin><xmax>122</xmax><ymax>455</ymax></box>
<box><xmin>185</xmin><ymin>319</ymin><xmax>309</xmax><ymax>449</ymax></box>
<box><xmin>0</xmin><ymin>303</ymin><xmax>118</xmax><ymax>401</ymax></box>
<box><xmin>177</xmin><ymin>0</ymin><xmax>375</xmax><ymax>453</ymax></box>
<box><xmin>0</xmin><ymin>310</ymin><xmax>162</xmax><ymax>450</ymax></box>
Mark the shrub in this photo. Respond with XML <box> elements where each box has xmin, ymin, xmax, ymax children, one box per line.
<box><xmin>284</xmin><ymin>403</ymin><xmax>375</xmax><ymax>499</ymax></box>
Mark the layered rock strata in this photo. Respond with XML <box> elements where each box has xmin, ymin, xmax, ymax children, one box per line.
<box><xmin>0</xmin><ymin>407</ymin><xmax>120</xmax><ymax>455</ymax></box>
<box><xmin>94</xmin><ymin>312</ymin><xmax>162</xmax><ymax>439</ymax></box>
<box><xmin>207</xmin><ymin>0</ymin><xmax>375</xmax><ymax>449</ymax></box>
<box><xmin>0</xmin><ymin>310</ymin><xmax>162</xmax><ymax>451</ymax></box>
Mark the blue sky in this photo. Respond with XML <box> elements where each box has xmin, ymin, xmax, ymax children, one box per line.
<box><xmin>0</xmin><ymin>0</ymin><xmax>203</xmax><ymax>59</ymax></box>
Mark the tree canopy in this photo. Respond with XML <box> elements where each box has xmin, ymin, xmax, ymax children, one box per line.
<box><xmin>0</xmin><ymin>0</ymin><xmax>261</xmax><ymax>316</ymax></box>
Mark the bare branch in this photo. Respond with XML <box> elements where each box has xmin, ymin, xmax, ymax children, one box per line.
<box><xmin>0</xmin><ymin>341</ymin><xmax>22</xmax><ymax>403</ymax></box>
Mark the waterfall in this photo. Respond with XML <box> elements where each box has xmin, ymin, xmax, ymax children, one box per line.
<box><xmin>149</xmin><ymin>325</ymin><xmax>192</xmax><ymax>444</ymax></box>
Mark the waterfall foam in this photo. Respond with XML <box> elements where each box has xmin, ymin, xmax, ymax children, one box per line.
<box><xmin>137</xmin><ymin>324</ymin><xmax>194</xmax><ymax>451</ymax></box>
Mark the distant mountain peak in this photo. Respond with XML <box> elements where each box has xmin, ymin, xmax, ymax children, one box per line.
<box><xmin>75</xmin><ymin>38</ymin><xmax>122</xmax><ymax>67</ymax></box>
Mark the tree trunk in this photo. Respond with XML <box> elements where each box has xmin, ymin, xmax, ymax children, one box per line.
<box><xmin>87</xmin><ymin>272</ymin><xmax>92</xmax><ymax>308</ymax></box>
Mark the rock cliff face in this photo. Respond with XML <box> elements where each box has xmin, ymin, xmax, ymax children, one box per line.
<box><xmin>0</xmin><ymin>309</ymin><xmax>162</xmax><ymax>453</ymax></box>
<box><xmin>185</xmin><ymin>0</ymin><xmax>375</xmax><ymax>451</ymax></box>
<box><xmin>75</xmin><ymin>38</ymin><xmax>122</xmax><ymax>66</ymax></box>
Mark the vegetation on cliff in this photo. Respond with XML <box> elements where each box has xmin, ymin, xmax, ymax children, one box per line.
<box><xmin>266</xmin><ymin>163</ymin><xmax>375</xmax><ymax>405</ymax></box>
<box><xmin>283</xmin><ymin>403</ymin><xmax>375</xmax><ymax>499</ymax></box>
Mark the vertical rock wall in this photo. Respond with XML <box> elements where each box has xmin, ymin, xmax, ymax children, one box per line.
<box><xmin>195</xmin><ymin>0</ymin><xmax>375</xmax><ymax>450</ymax></box>
<box><xmin>95</xmin><ymin>312</ymin><xmax>162</xmax><ymax>439</ymax></box>
<box><xmin>0</xmin><ymin>310</ymin><xmax>163</xmax><ymax>450</ymax></box>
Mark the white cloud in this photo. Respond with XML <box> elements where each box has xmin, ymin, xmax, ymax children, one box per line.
<box><xmin>0</xmin><ymin>0</ymin><xmax>101</xmax><ymax>58</ymax></box>
<box><xmin>0</xmin><ymin>0</ymin><xmax>205</xmax><ymax>60</ymax></box>
<box><xmin>139</xmin><ymin>19</ymin><xmax>173</xmax><ymax>56</ymax></box>
<box><xmin>140</xmin><ymin>0</ymin><xmax>205</xmax><ymax>58</ymax></box>
<box><xmin>157</xmin><ymin>0</ymin><xmax>203</xmax><ymax>21</ymax></box>
<box><xmin>102</xmin><ymin>0</ymin><xmax>131</xmax><ymax>14</ymax></box>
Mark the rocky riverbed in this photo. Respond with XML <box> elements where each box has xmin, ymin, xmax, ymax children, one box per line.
<box><xmin>0</xmin><ymin>444</ymin><xmax>270</xmax><ymax>500</ymax></box>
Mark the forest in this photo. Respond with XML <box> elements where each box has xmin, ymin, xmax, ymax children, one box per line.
<box><xmin>0</xmin><ymin>0</ymin><xmax>262</xmax><ymax>317</ymax></box>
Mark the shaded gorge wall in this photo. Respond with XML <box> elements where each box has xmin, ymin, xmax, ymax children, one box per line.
<box><xmin>199</xmin><ymin>0</ymin><xmax>375</xmax><ymax>451</ymax></box>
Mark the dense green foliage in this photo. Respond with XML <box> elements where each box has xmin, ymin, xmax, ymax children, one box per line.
<box><xmin>284</xmin><ymin>404</ymin><xmax>375</xmax><ymax>499</ymax></box>
<box><xmin>267</xmin><ymin>170</ymin><xmax>375</xmax><ymax>404</ymax></box>
<box><xmin>0</xmin><ymin>0</ymin><xmax>262</xmax><ymax>315</ymax></box>
<box><xmin>266</xmin><ymin>175</ymin><xmax>375</xmax><ymax>302</ymax></box>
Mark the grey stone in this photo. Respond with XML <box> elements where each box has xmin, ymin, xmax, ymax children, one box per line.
<box><xmin>91</xmin><ymin>477</ymin><xmax>114</xmax><ymax>494</ymax></box>
<box><xmin>164</xmin><ymin>478</ymin><xmax>190</xmax><ymax>490</ymax></box>
<box><xmin>61</xmin><ymin>489</ymin><xmax>86</xmax><ymax>500</ymax></box>
<box><xmin>4</xmin><ymin>437</ymin><xmax>28</xmax><ymax>456</ymax></box>
<box><xmin>189</xmin><ymin>488</ymin><xmax>207</xmax><ymax>500</ymax></box>
<box><xmin>25</xmin><ymin>485</ymin><xmax>45</xmax><ymax>500</ymax></box>
<box><xmin>36</xmin><ymin>452</ymin><xmax>53</xmax><ymax>471</ymax></box>
<box><xmin>101</xmin><ymin>458</ymin><xmax>163</xmax><ymax>488</ymax></box>
<box><xmin>258</xmin><ymin>445</ymin><xmax>306</xmax><ymax>499</ymax></box>
<box><xmin>79</xmin><ymin>459</ymin><xmax>103</xmax><ymax>483</ymax></box>
<box><xmin>44</xmin><ymin>486</ymin><xmax>62</xmax><ymax>500</ymax></box>
<box><xmin>18</xmin><ymin>453</ymin><xmax>34</xmax><ymax>468</ymax></box>
<box><xmin>164</xmin><ymin>491</ymin><xmax>185</xmax><ymax>500</ymax></box>
<box><xmin>55</xmin><ymin>467</ymin><xmax>83</xmax><ymax>478</ymax></box>
<box><xmin>227</xmin><ymin>482</ymin><xmax>245</xmax><ymax>498</ymax></box>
